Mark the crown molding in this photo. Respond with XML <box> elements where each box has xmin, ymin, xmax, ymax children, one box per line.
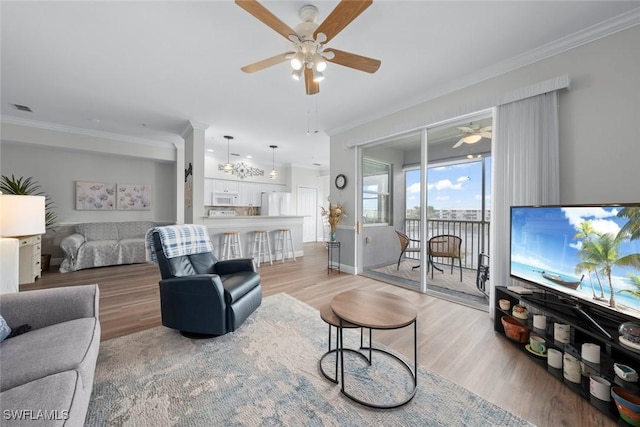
<box><xmin>327</xmin><ymin>7</ymin><xmax>640</xmax><ymax>137</ymax></box>
<box><xmin>1</xmin><ymin>115</ymin><xmax>177</xmax><ymax>148</ymax></box>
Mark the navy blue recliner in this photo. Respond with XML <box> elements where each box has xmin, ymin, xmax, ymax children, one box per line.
<box><xmin>149</xmin><ymin>225</ymin><xmax>262</xmax><ymax>338</ymax></box>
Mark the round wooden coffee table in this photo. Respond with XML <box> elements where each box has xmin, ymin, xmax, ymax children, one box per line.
<box><xmin>330</xmin><ymin>289</ymin><xmax>418</xmax><ymax>408</ymax></box>
<box><xmin>318</xmin><ymin>303</ymin><xmax>368</xmax><ymax>383</ymax></box>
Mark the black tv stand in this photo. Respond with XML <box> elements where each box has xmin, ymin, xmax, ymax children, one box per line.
<box><xmin>574</xmin><ymin>303</ymin><xmax>614</xmax><ymax>340</ymax></box>
<box><xmin>494</xmin><ymin>285</ymin><xmax>640</xmax><ymax>422</ymax></box>
<box><xmin>523</xmin><ymin>293</ymin><xmax>614</xmax><ymax>340</ymax></box>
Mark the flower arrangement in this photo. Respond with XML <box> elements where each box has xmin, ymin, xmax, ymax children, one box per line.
<box><xmin>321</xmin><ymin>203</ymin><xmax>347</xmax><ymax>240</ymax></box>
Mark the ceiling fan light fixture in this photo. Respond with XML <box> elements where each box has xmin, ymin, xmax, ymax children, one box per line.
<box><xmin>462</xmin><ymin>134</ymin><xmax>482</xmax><ymax>144</ymax></box>
<box><xmin>312</xmin><ymin>69</ymin><xmax>324</xmax><ymax>83</ymax></box>
<box><xmin>291</xmin><ymin>68</ymin><xmax>303</xmax><ymax>81</ymax></box>
<box><xmin>313</xmin><ymin>53</ymin><xmax>327</xmax><ymax>72</ymax></box>
<box><xmin>290</xmin><ymin>52</ymin><xmax>304</xmax><ymax>70</ymax></box>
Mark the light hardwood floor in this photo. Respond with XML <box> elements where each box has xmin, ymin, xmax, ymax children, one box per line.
<box><xmin>23</xmin><ymin>243</ymin><xmax>615</xmax><ymax>427</ymax></box>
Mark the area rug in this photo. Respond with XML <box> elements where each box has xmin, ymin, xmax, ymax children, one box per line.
<box><xmin>86</xmin><ymin>293</ymin><xmax>532</xmax><ymax>426</ymax></box>
<box><xmin>371</xmin><ymin>260</ymin><xmax>486</xmax><ymax>299</ymax></box>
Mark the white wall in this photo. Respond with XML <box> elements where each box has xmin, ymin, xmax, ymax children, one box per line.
<box><xmin>330</xmin><ymin>25</ymin><xmax>640</xmax><ymax>269</ymax></box>
<box><xmin>0</xmin><ymin>142</ymin><xmax>175</xmax><ymax>224</ymax></box>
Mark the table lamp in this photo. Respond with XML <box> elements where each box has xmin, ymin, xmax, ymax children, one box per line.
<box><xmin>0</xmin><ymin>195</ymin><xmax>46</xmax><ymax>294</ymax></box>
<box><xmin>1</xmin><ymin>195</ymin><xmax>46</xmax><ymax>237</ymax></box>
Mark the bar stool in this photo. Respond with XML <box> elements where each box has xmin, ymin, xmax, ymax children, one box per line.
<box><xmin>251</xmin><ymin>230</ymin><xmax>272</xmax><ymax>267</ymax></box>
<box><xmin>221</xmin><ymin>231</ymin><xmax>243</xmax><ymax>260</ymax></box>
<box><xmin>273</xmin><ymin>228</ymin><xmax>296</xmax><ymax>263</ymax></box>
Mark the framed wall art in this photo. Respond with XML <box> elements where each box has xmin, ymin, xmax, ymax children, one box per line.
<box><xmin>75</xmin><ymin>181</ymin><xmax>116</xmax><ymax>210</ymax></box>
<box><xmin>117</xmin><ymin>183</ymin><xmax>152</xmax><ymax>210</ymax></box>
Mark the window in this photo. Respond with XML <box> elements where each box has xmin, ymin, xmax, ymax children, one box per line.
<box><xmin>425</xmin><ymin>157</ymin><xmax>491</xmax><ymax>220</ymax></box>
<box><xmin>362</xmin><ymin>158</ymin><xmax>390</xmax><ymax>225</ymax></box>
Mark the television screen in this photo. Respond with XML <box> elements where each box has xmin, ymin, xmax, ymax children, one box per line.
<box><xmin>510</xmin><ymin>205</ymin><xmax>640</xmax><ymax>321</ymax></box>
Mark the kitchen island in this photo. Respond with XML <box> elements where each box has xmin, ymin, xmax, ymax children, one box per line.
<box><xmin>202</xmin><ymin>216</ymin><xmax>304</xmax><ymax>261</ymax></box>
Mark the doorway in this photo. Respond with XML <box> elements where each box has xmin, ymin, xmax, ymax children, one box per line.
<box><xmin>359</xmin><ymin>111</ymin><xmax>493</xmax><ymax>311</ymax></box>
<box><xmin>297</xmin><ymin>186</ymin><xmax>319</xmax><ymax>242</ymax></box>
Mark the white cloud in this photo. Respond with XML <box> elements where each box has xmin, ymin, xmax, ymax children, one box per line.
<box><xmin>456</xmin><ymin>176</ymin><xmax>470</xmax><ymax>183</ymax></box>
<box><xmin>428</xmin><ymin>179</ymin><xmax>463</xmax><ymax>191</ymax></box>
<box><xmin>407</xmin><ymin>182</ymin><xmax>420</xmax><ymax>194</ymax></box>
<box><xmin>436</xmin><ymin>195</ymin><xmax>450</xmax><ymax>201</ymax></box>
<box><xmin>562</xmin><ymin>207</ymin><xmax>621</xmax><ymax>236</ymax></box>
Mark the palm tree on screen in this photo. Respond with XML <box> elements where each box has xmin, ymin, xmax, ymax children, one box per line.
<box><xmin>574</xmin><ymin>221</ymin><xmax>605</xmax><ymax>299</ymax></box>
<box><xmin>617</xmin><ymin>206</ymin><xmax>640</xmax><ymax>241</ymax></box>
<box><xmin>579</xmin><ymin>233</ymin><xmax>640</xmax><ymax>308</ymax></box>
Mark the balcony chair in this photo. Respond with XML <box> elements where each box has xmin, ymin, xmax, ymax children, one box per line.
<box><xmin>146</xmin><ymin>224</ymin><xmax>262</xmax><ymax>338</ymax></box>
<box><xmin>427</xmin><ymin>234</ymin><xmax>463</xmax><ymax>282</ymax></box>
<box><xmin>395</xmin><ymin>230</ymin><xmax>421</xmax><ymax>270</ymax></box>
<box><xmin>476</xmin><ymin>253</ymin><xmax>490</xmax><ymax>298</ymax></box>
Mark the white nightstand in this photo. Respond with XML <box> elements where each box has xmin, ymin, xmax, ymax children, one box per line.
<box><xmin>18</xmin><ymin>234</ymin><xmax>42</xmax><ymax>284</ymax></box>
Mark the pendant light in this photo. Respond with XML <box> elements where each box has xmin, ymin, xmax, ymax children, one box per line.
<box><xmin>269</xmin><ymin>145</ymin><xmax>278</xmax><ymax>179</ymax></box>
<box><xmin>223</xmin><ymin>135</ymin><xmax>234</xmax><ymax>174</ymax></box>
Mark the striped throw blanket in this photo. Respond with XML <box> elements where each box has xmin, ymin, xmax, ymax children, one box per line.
<box><xmin>145</xmin><ymin>224</ymin><xmax>213</xmax><ymax>263</ymax></box>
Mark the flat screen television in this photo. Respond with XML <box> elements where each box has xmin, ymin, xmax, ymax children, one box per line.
<box><xmin>510</xmin><ymin>204</ymin><xmax>640</xmax><ymax>324</ymax></box>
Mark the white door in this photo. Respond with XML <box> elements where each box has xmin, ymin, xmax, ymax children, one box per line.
<box><xmin>297</xmin><ymin>186</ymin><xmax>318</xmax><ymax>242</ymax></box>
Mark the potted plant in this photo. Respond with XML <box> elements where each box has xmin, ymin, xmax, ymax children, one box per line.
<box><xmin>1</xmin><ymin>174</ymin><xmax>58</xmax><ymax>270</ymax></box>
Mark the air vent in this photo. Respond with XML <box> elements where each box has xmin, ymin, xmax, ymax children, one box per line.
<box><xmin>313</xmin><ymin>162</ymin><xmax>322</xmax><ymax>166</ymax></box>
<box><xmin>11</xmin><ymin>104</ymin><xmax>32</xmax><ymax>112</ymax></box>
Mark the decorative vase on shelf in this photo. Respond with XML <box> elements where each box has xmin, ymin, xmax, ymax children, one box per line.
<box><xmin>330</xmin><ymin>231</ymin><xmax>337</xmax><ymax>242</ymax></box>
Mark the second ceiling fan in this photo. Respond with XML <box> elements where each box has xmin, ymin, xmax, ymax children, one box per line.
<box><xmin>235</xmin><ymin>0</ymin><xmax>381</xmax><ymax>95</ymax></box>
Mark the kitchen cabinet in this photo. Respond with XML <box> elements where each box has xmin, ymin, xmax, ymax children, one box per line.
<box><xmin>214</xmin><ymin>180</ymin><xmax>239</xmax><ymax>194</ymax></box>
<box><xmin>238</xmin><ymin>182</ymin><xmax>261</xmax><ymax>206</ymax></box>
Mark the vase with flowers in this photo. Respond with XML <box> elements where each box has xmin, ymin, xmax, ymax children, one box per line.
<box><xmin>321</xmin><ymin>203</ymin><xmax>346</xmax><ymax>242</ymax></box>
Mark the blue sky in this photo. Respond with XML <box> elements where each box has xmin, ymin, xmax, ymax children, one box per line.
<box><xmin>406</xmin><ymin>157</ymin><xmax>491</xmax><ymax>211</ymax></box>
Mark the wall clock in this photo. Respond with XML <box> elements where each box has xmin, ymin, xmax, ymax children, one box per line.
<box><xmin>335</xmin><ymin>174</ymin><xmax>347</xmax><ymax>190</ymax></box>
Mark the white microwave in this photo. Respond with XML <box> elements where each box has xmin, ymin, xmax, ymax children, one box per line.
<box><xmin>213</xmin><ymin>193</ymin><xmax>238</xmax><ymax>206</ymax></box>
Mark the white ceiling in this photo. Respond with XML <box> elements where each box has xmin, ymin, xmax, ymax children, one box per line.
<box><xmin>2</xmin><ymin>1</ymin><xmax>639</xmax><ymax>169</ymax></box>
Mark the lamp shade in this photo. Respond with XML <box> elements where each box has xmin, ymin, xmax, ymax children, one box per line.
<box><xmin>0</xmin><ymin>195</ymin><xmax>46</xmax><ymax>237</ymax></box>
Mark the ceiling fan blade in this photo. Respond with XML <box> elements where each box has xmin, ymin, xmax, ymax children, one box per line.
<box><xmin>241</xmin><ymin>52</ymin><xmax>290</xmax><ymax>73</ymax></box>
<box><xmin>452</xmin><ymin>138</ymin><xmax>465</xmax><ymax>149</ymax></box>
<box><xmin>481</xmin><ymin>125</ymin><xmax>493</xmax><ymax>132</ymax></box>
<box><xmin>304</xmin><ymin>67</ymin><xmax>319</xmax><ymax>95</ymax></box>
<box><xmin>458</xmin><ymin>126</ymin><xmax>474</xmax><ymax>133</ymax></box>
<box><xmin>314</xmin><ymin>0</ymin><xmax>372</xmax><ymax>44</ymax></box>
<box><xmin>323</xmin><ymin>48</ymin><xmax>381</xmax><ymax>74</ymax></box>
<box><xmin>235</xmin><ymin>0</ymin><xmax>298</xmax><ymax>40</ymax></box>
<box><xmin>480</xmin><ymin>132</ymin><xmax>492</xmax><ymax>139</ymax></box>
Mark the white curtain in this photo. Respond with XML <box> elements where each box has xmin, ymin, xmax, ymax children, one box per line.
<box><xmin>490</xmin><ymin>92</ymin><xmax>560</xmax><ymax>315</ymax></box>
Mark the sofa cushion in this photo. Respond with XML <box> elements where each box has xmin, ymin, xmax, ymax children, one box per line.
<box><xmin>116</xmin><ymin>221</ymin><xmax>155</xmax><ymax>239</ymax></box>
<box><xmin>116</xmin><ymin>238</ymin><xmax>147</xmax><ymax>264</ymax></box>
<box><xmin>75</xmin><ymin>240</ymin><xmax>119</xmax><ymax>269</ymax></box>
<box><xmin>76</xmin><ymin>222</ymin><xmax>118</xmax><ymax>242</ymax></box>
<box><xmin>0</xmin><ymin>371</ymin><xmax>78</xmax><ymax>427</ymax></box>
<box><xmin>0</xmin><ymin>317</ymin><xmax>98</xmax><ymax>392</ymax></box>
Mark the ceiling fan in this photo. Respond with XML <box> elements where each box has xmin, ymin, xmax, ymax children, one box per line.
<box><xmin>235</xmin><ymin>0</ymin><xmax>381</xmax><ymax>95</ymax></box>
<box><xmin>452</xmin><ymin>124</ymin><xmax>493</xmax><ymax>148</ymax></box>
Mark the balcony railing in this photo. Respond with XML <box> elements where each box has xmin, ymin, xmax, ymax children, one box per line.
<box><xmin>404</xmin><ymin>219</ymin><xmax>490</xmax><ymax>271</ymax></box>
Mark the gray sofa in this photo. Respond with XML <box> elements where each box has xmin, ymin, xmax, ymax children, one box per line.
<box><xmin>0</xmin><ymin>285</ymin><xmax>101</xmax><ymax>427</ymax></box>
<box><xmin>60</xmin><ymin>221</ymin><xmax>155</xmax><ymax>272</ymax></box>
